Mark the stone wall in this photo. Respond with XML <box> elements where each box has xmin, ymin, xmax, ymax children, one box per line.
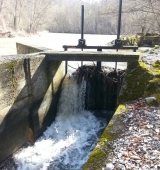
<box><xmin>0</xmin><ymin>44</ymin><xmax>65</xmax><ymax>161</ymax></box>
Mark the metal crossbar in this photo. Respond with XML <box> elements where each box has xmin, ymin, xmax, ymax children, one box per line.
<box><xmin>63</xmin><ymin>45</ymin><xmax>138</xmax><ymax>52</ymax></box>
<box><xmin>62</xmin><ymin>1</ymin><xmax>138</xmax><ymax>71</ymax></box>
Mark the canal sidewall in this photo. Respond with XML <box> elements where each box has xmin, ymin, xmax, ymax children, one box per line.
<box><xmin>0</xmin><ymin>44</ymin><xmax>65</xmax><ymax>161</ymax></box>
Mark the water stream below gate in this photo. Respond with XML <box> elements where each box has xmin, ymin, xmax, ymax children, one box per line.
<box><xmin>13</xmin><ymin>76</ymin><xmax>107</xmax><ymax>170</ymax></box>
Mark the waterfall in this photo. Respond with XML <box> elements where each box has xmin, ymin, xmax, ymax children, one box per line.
<box><xmin>14</xmin><ymin>76</ymin><xmax>106</xmax><ymax>170</ymax></box>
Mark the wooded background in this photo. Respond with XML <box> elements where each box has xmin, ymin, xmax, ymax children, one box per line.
<box><xmin>0</xmin><ymin>0</ymin><xmax>159</xmax><ymax>35</ymax></box>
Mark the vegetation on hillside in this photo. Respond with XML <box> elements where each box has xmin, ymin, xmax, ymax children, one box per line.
<box><xmin>0</xmin><ymin>0</ymin><xmax>160</xmax><ymax>35</ymax></box>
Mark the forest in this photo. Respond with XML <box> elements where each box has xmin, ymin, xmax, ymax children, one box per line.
<box><xmin>0</xmin><ymin>0</ymin><xmax>160</xmax><ymax>35</ymax></box>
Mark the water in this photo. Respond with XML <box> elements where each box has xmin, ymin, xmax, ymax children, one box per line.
<box><xmin>14</xmin><ymin>76</ymin><xmax>106</xmax><ymax>170</ymax></box>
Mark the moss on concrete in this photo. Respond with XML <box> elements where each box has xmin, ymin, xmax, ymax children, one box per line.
<box><xmin>121</xmin><ymin>34</ymin><xmax>160</xmax><ymax>47</ymax></box>
<box><xmin>118</xmin><ymin>61</ymin><xmax>150</xmax><ymax>104</ymax></box>
<box><xmin>121</xmin><ymin>36</ymin><xmax>138</xmax><ymax>46</ymax></box>
<box><xmin>82</xmin><ymin>105</ymin><xmax>127</xmax><ymax>170</ymax></box>
<box><xmin>118</xmin><ymin>57</ymin><xmax>160</xmax><ymax>105</ymax></box>
<box><xmin>83</xmin><ymin>53</ymin><xmax>160</xmax><ymax>170</ymax></box>
<box><xmin>142</xmin><ymin>60</ymin><xmax>160</xmax><ymax>104</ymax></box>
<box><xmin>6</xmin><ymin>62</ymin><xmax>18</xmax><ymax>90</ymax></box>
<box><xmin>144</xmin><ymin>77</ymin><xmax>160</xmax><ymax>105</ymax></box>
<box><xmin>151</xmin><ymin>60</ymin><xmax>160</xmax><ymax>74</ymax></box>
<box><xmin>0</xmin><ymin>61</ymin><xmax>20</xmax><ymax>101</ymax></box>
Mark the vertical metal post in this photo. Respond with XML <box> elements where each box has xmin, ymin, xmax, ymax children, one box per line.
<box><xmin>64</xmin><ymin>48</ymin><xmax>68</xmax><ymax>74</ymax></box>
<box><xmin>117</xmin><ymin>0</ymin><xmax>122</xmax><ymax>40</ymax></box>
<box><xmin>115</xmin><ymin>0</ymin><xmax>122</xmax><ymax>71</ymax></box>
<box><xmin>96</xmin><ymin>48</ymin><xmax>101</xmax><ymax>110</ymax></box>
<box><xmin>81</xmin><ymin>5</ymin><xmax>84</xmax><ymax>40</ymax></box>
<box><xmin>115</xmin><ymin>62</ymin><xmax>117</xmax><ymax>72</ymax></box>
<box><xmin>97</xmin><ymin>48</ymin><xmax>102</xmax><ymax>71</ymax></box>
<box><xmin>81</xmin><ymin>57</ymin><xmax>83</xmax><ymax>66</ymax></box>
<box><xmin>81</xmin><ymin>5</ymin><xmax>84</xmax><ymax>67</ymax></box>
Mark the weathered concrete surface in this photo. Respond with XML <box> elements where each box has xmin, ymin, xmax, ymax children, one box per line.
<box><xmin>0</xmin><ymin>44</ymin><xmax>65</xmax><ymax>161</ymax></box>
<box><xmin>16</xmin><ymin>42</ymin><xmax>50</xmax><ymax>54</ymax></box>
<box><xmin>45</xmin><ymin>51</ymin><xmax>140</xmax><ymax>62</ymax></box>
<box><xmin>83</xmin><ymin>53</ymin><xmax>160</xmax><ymax>169</ymax></box>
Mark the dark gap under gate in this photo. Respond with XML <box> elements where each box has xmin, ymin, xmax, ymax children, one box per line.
<box><xmin>73</xmin><ymin>65</ymin><xmax>125</xmax><ymax>123</ymax></box>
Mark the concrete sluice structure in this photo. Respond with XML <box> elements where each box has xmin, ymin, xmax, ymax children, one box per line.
<box><xmin>0</xmin><ymin>44</ymin><xmax>65</xmax><ymax>162</ymax></box>
<box><xmin>0</xmin><ymin>43</ymin><xmax>139</xmax><ymax>168</ymax></box>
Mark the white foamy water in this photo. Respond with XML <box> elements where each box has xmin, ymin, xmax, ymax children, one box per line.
<box><xmin>14</xmin><ymin>77</ymin><xmax>106</xmax><ymax>170</ymax></box>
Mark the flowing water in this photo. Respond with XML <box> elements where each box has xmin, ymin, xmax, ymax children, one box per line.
<box><xmin>13</xmin><ymin>76</ymin><xmax>106</xmax><ymax>170</ymax></box>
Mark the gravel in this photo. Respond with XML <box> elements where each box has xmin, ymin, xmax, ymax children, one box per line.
<box><xmin>140</xmin><ymin>47</ymin><xmax>160</xmax><ymax>65</ymax></box>
<box><xmin>103</xmin><ymin>48</ymin><xmax>160</xmax><ymax>170</ymax></box>
<box><xmin>104</xmin><ymin>98</ymin><xmax>160</xmax><ymax>170</ymax></box>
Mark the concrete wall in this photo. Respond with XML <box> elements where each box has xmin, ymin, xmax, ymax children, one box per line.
<box><xmin>0</xmin><ymin>43</ymin><xmax>65</xmax><ymax>161</ymax></box>
<box><xmin>16</xmin><ymin>43</ymin><xmax>51</xmax><ymax>54</ymax></box>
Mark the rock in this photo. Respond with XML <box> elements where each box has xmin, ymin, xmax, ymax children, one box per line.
<box><xmin>116</xmin><ymin>164</ymin><xmax>125</xmax><ymax>170</ymax></box>
<box><xmin>122</xmin><ymin>151</ymin><xmax>128</xmax><ymax>156</ymax></box>
<box><xmin>130</xmin><ymin>155</ymin><xmax>141</xmax><ymax>160</ymax></box>
<box><xmin>155</xmin><ymin>128</ymin><xmax>159</xmax><ymax>133</ymax></box>
<box><xmin>145</xmin><ymin>97</ymin><xmax>157</xmax><ymax>105</ymax></box>
<box><xmin>105</xmin><ymin>163</ymin><xmax>114</xmax><ymax>170</ymax></box>
<box><xmin>145</xmin><ymin>96</ymin><xmax>156</xmax><ymax>102</ymax></box>
<box><xmin>146</xmin><ymin>124</ymin><xmax>153</xmax><ymax>129</ymax></box>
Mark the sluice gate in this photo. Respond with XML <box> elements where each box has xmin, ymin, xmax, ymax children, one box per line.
<box><xmin>0</xmin><ymin>0</ymin><xmax>141</xmax><ymax>166</ymax></box>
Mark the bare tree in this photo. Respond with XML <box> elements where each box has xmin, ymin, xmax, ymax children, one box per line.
<box><xmin>0</xmin><ymin>0</ymin><xmax>8</xmax><ymax>32</ymax></box>
<box><xmin>99</xmin><ymin>0</ymin><xmax>160</xmax><ymax>34</ymax></box>
<box><xmin>0</xmin><ymin>0</ymin><xmax>160</xmax><ymax>35</ymax></box>
<box><xmin>24</xmin><ymin>0</ymin><xmax>58</xmax><ymax>33</ymax></box>
<box><xmin>121</xmin><ymin>0</ymin><xmax>160</xmax><ymax>34</ymax></box>
<box><xmin>5</xmin><ymin>0</ymin><xmax>25</xmax><ymax>31</ymax></box>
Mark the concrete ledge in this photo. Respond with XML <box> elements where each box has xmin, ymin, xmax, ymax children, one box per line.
<box><xmin>16</xmin><ymin>42</ymin><xmax>50</xmax><ymax>54</ymax></box>
<box><xmin>44</xmin><ymin>51</ymin><xmax>140</xmax><ymax>62</ymax></box>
